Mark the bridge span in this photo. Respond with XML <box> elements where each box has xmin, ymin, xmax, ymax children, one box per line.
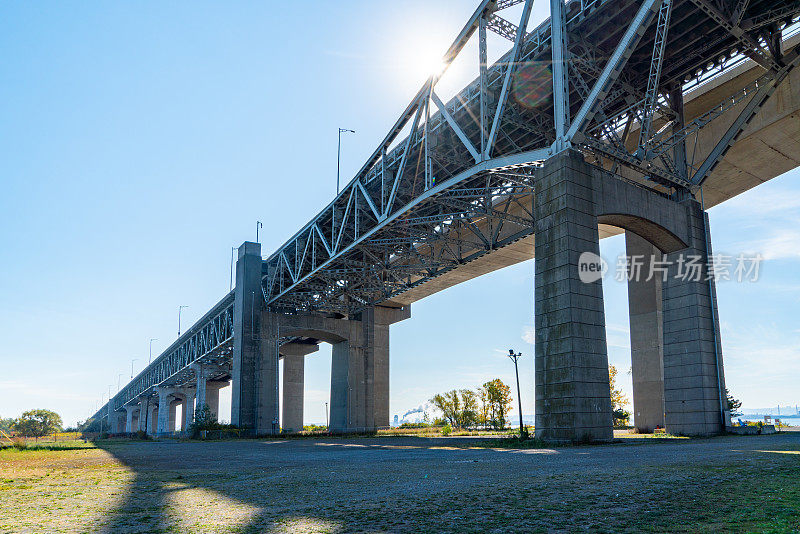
<box><xmin>93</xmin><ymin>0</ymin><xmax>800</xmax><ymax>441</ymax></box>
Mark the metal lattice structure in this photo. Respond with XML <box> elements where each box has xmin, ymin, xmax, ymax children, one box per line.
<box><xmin>261</xmin><ymin>0</ymin><xmax>800</xmax><ymax>316</ymax></box>
<box><xmin>93</xmin><ymin>0</ymin><xmax>800</xmax><ymax>423</ymax></box>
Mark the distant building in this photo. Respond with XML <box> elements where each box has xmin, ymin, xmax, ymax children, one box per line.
<box><xmin>393</xmin><ymin>415</ymin><xmax>398</xmax><ymax>427</ymax></box>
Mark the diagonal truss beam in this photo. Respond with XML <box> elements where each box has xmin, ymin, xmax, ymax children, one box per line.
<box><xmin>688</xmin><ymin>0</ymin><xmax>780</xmax><ymax>71</ymax></box>
<box><xmin>567</xmin><ymin>0</ymin><xmax>663</xmax><ymax>141</ymax></box>
<box><xmin>486</xmin><ymin>0</ymin><xmax>534</xmax><ymax>158</ymax></box>
<box><xmin>432</xmin><ymin>90</ymin><xmax>481</xmax><ymax>163</ymax></box>
<box><xmin>692</xmin><ymin>47</ymin><xmax>800</xmax><ymax>186</ymax></box>
<box><xmin>638</xmin><ymin>0</ymin><xmax>673</xmax><ymax>151</ymax></box>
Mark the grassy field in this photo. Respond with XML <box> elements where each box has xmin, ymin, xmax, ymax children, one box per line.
<box><xmin>0</xmin><ymin>433</ymin><xmax>798</xmax><ymax>533</ymax></box>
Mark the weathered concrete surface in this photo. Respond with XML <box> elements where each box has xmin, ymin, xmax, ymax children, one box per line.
<box><xmin>534</xmin><ymin>150</ymin><xmax>613</xmax><ymax>442</ymax></box>
<box><xmin>280</xmin><ymin>342</ymin><xmax>318</xmax><ymax>433</ymax></box>
<box><xmin>231</xmin><ymin>241</ymin><xmax>268</xmax><ymax>433</ymax></box>
<box><xmin>662</xmin><ymin>201</ymin><xmax>729</xmax><ymax>435</ymax></box>
<box><xmin>626</xmin><ymin>231</ymin><xmax>665</xmax><ymax>433</ymax></box>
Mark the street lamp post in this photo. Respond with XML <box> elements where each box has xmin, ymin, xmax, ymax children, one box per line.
<box><xmin>131</xmin><ymin>358</ymin><xmax>138</xmax><ymax>379</ymax></box>
<box><xmin>256</xmin><ymin>221</ymin><xmax>263</xmax><ymax>244</ymax></box>
<box><xmin>325</xmin><ymin>402</ymin><xmax>329</xmax><ymax>430</ymax></box>
<box><xmin>337</xmin><ymin>128</ymin><xmax>355</xmax><ymax>194</ymax></box>
<box><xmin>149</xmin><ymin>338</ymin><xmax>158</xmax><ymax>364</ymax></box>
<box><xmin>178</xmin><ymin>305</ymin><xmax>189</xmax><ymax>337</ymax></box>
<box><xmin>118</xmin><ymin>374</ymin><xmax>124</xmax><ymax>393</ymax></box>
<box><xmin>230</xmin><ymin>246</ymin><xmax>236</xmax><ymax>291</ymax></box>
<box><xmin>508</xmin><ymin>349</ymin><xmax>526</xmax><ymax>439</ymax></box>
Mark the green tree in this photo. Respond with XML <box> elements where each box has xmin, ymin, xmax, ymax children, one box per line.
<box><xmin>726</xmin><ymin>388</ymin><xmax>743</xmax><ymax>416</ymax></box>
<box><xmin>483</xmin><ymin>379</ymin><xmax>513</xmax><ymax>430</ymax></box>
<box><xmin>188</xmin><ymin>404</ymin><xmax>219</xmax><ymax>437</ymax></box>
<box><xmin>609</xmin><ymin>365</ymin><xmax>631</xmax><ymax>426</ymax></box>
<box><xmin>477</xmin><ymin>386</ymin><xmax>490</xmax><ymax>429</ymax></box>
<box><xmin>430</xmin><ymin>390</ymin><xmax>478</xmax><ymax>428</ymax></box>
<box><xmin>0</xmin><ymin>417</ymin><xmax>15</xmax><ymax>433</ymax></box>
<box><xmin>14</xmin><ymin>409</ymin><xmax>63</xmax><ymax>438</ymax></box>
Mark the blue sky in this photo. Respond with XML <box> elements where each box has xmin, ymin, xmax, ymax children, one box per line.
<box><xmin>1</xmin><ymin>1</ymin><xmax>798</xmax><ymax>427</ymax></box>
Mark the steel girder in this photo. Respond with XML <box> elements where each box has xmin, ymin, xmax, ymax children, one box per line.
<box><xmin>261</xmin><ymin>0</ymin><xmax>800</xmax><ymax>316</ymax></box>
<box><xmin>95</xmin><ymin>0</ymin><xmax>800</xmax><ymax>421</ymax></box>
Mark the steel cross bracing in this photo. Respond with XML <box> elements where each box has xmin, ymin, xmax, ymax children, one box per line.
<box><xmin>93</xmin><ymin>0</ymin><xmax>800</xmax><ymax>422</ymax></box>
<box><xmin>93</xmin><ymin>293</ymin><xmax>236</xmax><ymax>422</ymax></box>
<box><xmin>260</xmin><ymin>0</ymin><xmax>800</xmax><ymax>316</ymax></box>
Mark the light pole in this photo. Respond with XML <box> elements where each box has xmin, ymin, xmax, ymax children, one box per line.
<box><xmin>178</xmin><ymin>305</ymin><xmax>189</xmax><ymax>337</ymax></box>
<box><xmin>131</xmin><ymin>358</ymin><xmax>138</xmax><ymax>379</ymax></box>
<box><xmin>508</xmin><ymin>349</ymin><xmax>526</xmax><ymax>439</ymax></box>
<box><xmin>118</xmin><ymin>374</ymin><xmax>125</xmax><ymax>393</ymax></box>
<box><xmin>149</xmin><ymin>338</ymin><xmax>158</xmax><ymax>364</ymax></box>
<box><xmin>337</xmin><ymin>128</ymin><xmax>355</xmax><ymax>194</ymax></box>
<box><xmin>256</xmin><ymin>221</ymin><xmax>263</xmax><ymax>243</ymax></box>
<box><xmin>230</xmin><ymin>246</ymin><xmax>236</xmax><ymax>291</ymax></box>
<box><xmin>325</xmin><ymin>402</ymin><xmax>329</xmax><ymax>430</ymax></box>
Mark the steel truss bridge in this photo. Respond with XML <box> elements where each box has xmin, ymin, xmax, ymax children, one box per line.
<box><xmin>93</xmin><ymin>0</ymin><xmax>800</xmax><ymax>422</ymax></box>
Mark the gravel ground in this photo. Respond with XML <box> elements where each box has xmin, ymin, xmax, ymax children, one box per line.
<box><xmin>1</xmin><ymin>432</ymin><xmax>798</xmax><ymax>533</ymax></box>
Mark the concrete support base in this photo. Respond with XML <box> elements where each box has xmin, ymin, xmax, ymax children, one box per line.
<box><xmin>280</xmin><ymin>343</ymin><xmax>317</xmax><ymax>433</ymax></box>
<box><xmin>662</xmin><ymin>201</ymin><xmax>728</xmax><ymax>435</ymax></box>
<box><xmin>626</xmin><ymin>231</ymin><xmax>665</xmax><ymax>432</ymax></box>
<box><xmin>534</xmin><ymin>150</ymin><xmax>613</xmax><ymax>442</ymax></box>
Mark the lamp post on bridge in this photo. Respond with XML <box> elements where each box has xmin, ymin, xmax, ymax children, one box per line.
<box><xmin>117</xmin><ymin>374</ymin><xmax>124</xmax><ymax>393</ymax></box>
<box><xmin>256</xmin><ymin>221</ymin><xmax>263</xmax><ymax>244</ymax></box>
<box><xmin>337</xmin><ymin>128</ymin><xmax>355</xmax><ymax>194</ymax></box>
<box><xmin>507</xmin><ymin>349</ymin><xmax>526</xmax><ymax>439</ymax></box>
<box><xmin>178</xmin><ymin>305</ymin><xmax>189</xmax><ymax>338</ymax></box>
<box><xmin>131</xmin><ymin>358</ymin><xmax>138</xmax><ymax>379</ymax></box>
<box><xmin>149</xmin><ymin>338</ymin><xmax>158</xmax><ymax>364</ymax></box>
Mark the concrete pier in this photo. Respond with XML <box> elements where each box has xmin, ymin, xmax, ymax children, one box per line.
<box><xmin>662</xmin><ymin>201</ymin><xmax>729</xmax><ymax>435</ymax></box>
<box><xmin>124</xmin><ymin>406</ymin><xmax>137</xmax><ymax>433</ymax></box>
<box><xmin>280</xmin><ymin>342</ymin><xmax>318</xmax><ymax>433</ymax></box>
<box><xmin>534</xmin><ymin>150</ymin><xmax>613</xmax><ymax>442</ymax></box>
<box><xmin>626</xmin><ymin>231</ymin><xmax>666</xmax><ymax>432</ymax></box>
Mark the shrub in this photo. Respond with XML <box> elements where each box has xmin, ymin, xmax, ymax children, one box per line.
<box><xmin>11</xmin><ymin>437</ymin><xmax>27</xmax><ymax>450</ymax></box>
<box><xmin>441</xmin><ymin>424</ymin><xmax>452</xmax><ymax>436</ymax></box>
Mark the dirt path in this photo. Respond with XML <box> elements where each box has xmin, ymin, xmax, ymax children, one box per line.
<box><xmin>1</xmin><ymin>433</ymin><xmax>798</xmax><ymax>533</ymax></box>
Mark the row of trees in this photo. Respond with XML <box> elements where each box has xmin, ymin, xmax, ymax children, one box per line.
<box><xmin>430</xmin><ymin>378</ymin><xmax>514</xmax><ymax>429</ymax></box>
<box><xmin>429</xmin><ymin>368</ymin><xmax>635</xmax><ymax>430</ymax></box>
<box><xmin>1</xmin><ymin>409</ymin><xmax>63</xmax><ymax>438</ymax></box>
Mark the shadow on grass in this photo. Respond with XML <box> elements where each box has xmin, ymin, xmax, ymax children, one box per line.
<box><xmin>91</xmin><ymin>432</ymin><xmax>800</xmax><ymax>533</ymax></box>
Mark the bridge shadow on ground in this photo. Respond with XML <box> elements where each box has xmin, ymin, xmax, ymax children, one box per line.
<box><xmin>94</xmin><ymin>432</ymin><xmax>800</xmax><ymax>533</ymax></box>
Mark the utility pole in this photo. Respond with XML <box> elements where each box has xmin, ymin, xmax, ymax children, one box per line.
<box><xmin>149</xmin><ymin>338</ymin><xmax>158</xmax><ymax>364</ymax></box>
<box><xmin>337</xmin><ymin>128</ymin><xmax>355</xmax><ymax>194</ymax></box>
<box><xmin>508</xmin><ymin>350</ymin><xmax>526</xmax><ymax>439</ymax></box>
<box><xmin>178</xmin><ymin>305</ymin><xmax>189</xmax><ymax>337</ymax></box>
<box><xmin>256</xmin><ymin>221</ymin><xmax>263</xmax><ymax>244</ymax></box>
<box><xmin>325</xmin><ymin>402</ymin><xmax>329</xmax><ymax>430</ymax></box>
<box><xmin>131</xmin><ymin>358</ymin><xmax>138</xmax><ymax>379</ymax></box>
<box><xmin>230</xmin><ymin>246</ymin><xmax>236</xmax><ymax>291</ymax></box>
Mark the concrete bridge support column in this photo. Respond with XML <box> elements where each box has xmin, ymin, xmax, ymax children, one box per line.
<box><xmin>124</xmin><ymin>406</ymin><xmax>137</xmax><ymax>433</ymax></box>
<box><xmin>168</xmin><ymin>398</ymin><xmax>183</xmax><ymax>432</ymax></box>
<box><xmin>534</xmin><ymin>150</ymin><xmax>613</xmax><ymax>442</ymax></box>
<box><xmin>205</xmin><ymin>381</ymin><xmax>225</xmax><ymax>421</ymax></box>
<box><xmin>107</xmin><ymin>404</ymin><xmax>119</xmax><ymax>434</ymax></box>
<box><xmin>156</xmin><ymin>387</ymin><xmax>176</xmax><ymax>436</ymax></box>
<box><xmin>231</xmin><ymin>241</ymin><xmax>281</xmax><ymax>435</ymax></box>
<box><xmin>662</xmin><ymin>200</ymin><xmax>729</xmax><ymax>435</ymax></box>
<box><xmin>330</xmin><ymin>306</ymin><xmax>410</xmax><ymax>433</ymax></box>
<box><xmin>180</xmin><ymin>388</ymin><xmax>195</xmax><ymax>430</ymax></box>
<box><xmin>626</xmin><ymin>231</ymin><xmax>666</xmax><ymax>432</ymax></box>
<box><xmin>137</xmin><ymin>398</ymin><xmax>149</xmax><ymax>433</ymax></box>
<box><xmin>149</xmin><ymin>405</ymin><xmax>158</xmax><ymax>435</ymax></box>
<box><xmin>280</xmin><ymin>343</ymin><xmax>318</xmax><ymax>433</ymax></box>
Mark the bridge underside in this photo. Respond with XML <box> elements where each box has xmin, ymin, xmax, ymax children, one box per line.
<box><xmin>96</xmin><ymin>0</ymin><xmax>800</xmax><ymax>442</ymax></box>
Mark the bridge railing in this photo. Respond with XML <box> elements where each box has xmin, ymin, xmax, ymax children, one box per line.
<box><xmin>105</xmin><ymin>292</ymin><xmax>235</xmax><ymax>414</ymax></box>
